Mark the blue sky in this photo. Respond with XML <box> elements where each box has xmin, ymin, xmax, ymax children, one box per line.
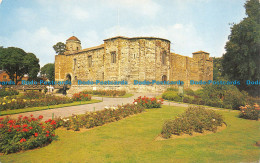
<box><xmin>0</xmin><ymin>0</ymin><xmax>246</xmax><ymax>67</ymax></box>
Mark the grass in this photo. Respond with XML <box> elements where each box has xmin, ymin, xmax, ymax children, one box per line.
<box><xmin>0</xmin><ymin>99</ymin><xmax>101</xmax><ymax>116</ymax></box>
<box><xmin>0</xmin><ymin>105</ymin><xmax>259</xmax><ymax>162</ymax></box>
<box><xmin>92</xmin><ymin>93</ymin><xmax>133</xmax><ymax>98</ymax></box>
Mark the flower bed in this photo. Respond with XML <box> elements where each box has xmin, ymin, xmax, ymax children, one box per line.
<box><xmin>0</xmin><ymin>95</ymin><xmax>73</xmax><ymax>111</ymax></box>
<box><xmin>133</xmin><ymin>96</ymin><xmax>163</xmax><ymax>108</ymax></box>
<box><xmin>82</xmin><ymin>90</ymin><xmax>126</xmax><ymax>97</ymax></box>
<box><xmin>0</xmin><ymin>115</ymin><xmax>57</xmax><ymax>154</ymax></box>
<box><xmin>56</xmin><ymin>104</ymin><xmax>145</xmax><ymax>131</ymax></box>
<box><xmin>72</xmin><ymin>92</ymin><xmax>91</xmax><ymax>101</ymax></box>
<box><xmin>161</xmin><ymin>106</ymin><xmax>225</xmax><ymax>139</ymax></box>
<box><xmin>0</xmin><ymin>89</ymin><xmax>19</xmax><ymax>97</ymax></box>
<box><xmin>239</xmin><ymin>104</ymin><xmax>260</xmax><ymax>120</ymax></box>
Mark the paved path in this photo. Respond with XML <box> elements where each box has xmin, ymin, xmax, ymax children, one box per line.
<box><xmin>1</xmin><ymin>93</ymin><xmax>158</xmax><ymax>120</ymax></box>
<box><xmin>1</xmin><ymin>93</ymin><xmax>233</xmax><ymax>121</ymax></box>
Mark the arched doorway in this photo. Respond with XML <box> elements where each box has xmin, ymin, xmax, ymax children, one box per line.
<box><xmin>162</xmin><ymin>75</ymin><xmax>167</xmax><ymax>81</ymax></box>
<box><xmin>66</xmin><ymin>74</ymin><xmax>71</xmax><ymax>82</ymax></box>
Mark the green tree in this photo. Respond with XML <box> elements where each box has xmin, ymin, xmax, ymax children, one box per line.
<box><xmin>24</xmin><ymin>53</ymin><xmax>40</xmax><ymax>80</ymax></box>
<box><xmin>53</xmin><ymin>42</ymin><xmax>66</xmax><ymax>55</ymax></box>
<box><xmin>0</xmin><ymin>47</ymin><xmax>40</xmax><ymax>84</ymax></box>
<box><xmin>40</xmin><ymin>63</ymin><xmax>55</xmax><ymax>81</ymax></box>
<box><xmin>222</xmin><ymin>0</ymin><xmax>260</xmax><ymax>96</ymax></box>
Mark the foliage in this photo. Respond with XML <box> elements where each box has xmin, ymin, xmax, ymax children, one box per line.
<box><xmin>23</xmin><ymin>91</ymin><xmax>45</xmax><ymax>99</ymax></box>
<box><xmin>213</xmin><ymin>57</ymin><xmax>227</xmax><ymax>80</ymax></box>
<box><xmin>222</xmin><ymin>0</ymin><xmax>260</xmax><ymax>96</ymax></box>
<box><xmin>239</xmin><ymin>104</ymin><xmax>260</xmax><ymax>120</ymax></box>
<box><xmin>0</xmin><ymin>47</ymin><xmax>40</xmax><ymax>84</ymax></box>
<box><xmin>0</xmin><ymin>89</ymin><xmax>19</xmax><ymax>97</ymax></box>
<box><xmin>53</xmin><ymin>42</ymin><xmax>66</xmax><ymax>55</ymax></box>
<box><xmin>40</xmin><ymin>63</ymin><xmax>55</xmax><ymax>81</ymax></box>
<box><xmin>0</xmin><ymin>115</ymin><xmax>57</xmax><ymax>154</ymax></box>
<box><xmin>162</xmin><ymin>91</ymin><xmax>182</xmax><ymax>102</ymax></box>
<box><xmin>0</xmin><ymin>95</ymin><xmax>73</xmax><ymax>111</ymax></box>
<box><xmin>55</xmin><ymin>104</ymin><xmax>145</xmax><ymax>131</ymax></box>
<box><xmin>72</xmin><ymin>92</ymin><xmax>91</xmax><ymax>101</ymax></box>
<box><xmin>133</xmin><ymin>96</ymin><xmax>163</xmax><ymax>108</ymax></box>
<box><xmin>161</xmin><ymin>106</ymin><xmax>225</xmax><ymax>138</ymax></box>
<box><xmin>82</xmin><ymin>90</ymin><xmax>126</xmax><ymax>97</ymax></box>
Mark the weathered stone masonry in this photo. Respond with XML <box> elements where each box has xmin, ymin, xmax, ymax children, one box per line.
<box><xmin>55</xmin><ymin>36</ymin><xmax>213</xmax><ymax>93</ymax></box>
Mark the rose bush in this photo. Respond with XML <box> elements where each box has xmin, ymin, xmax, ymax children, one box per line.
<box><xmin>133</xmin><ymin>96</ymin><xmax>163</xmax><ymax>108</ymax></box>
<box><xmin>239</xmin><ymin>104</ymin><xmax>260</xmax><ymax>120</ymax></box>
<box><xmin>0</xmin><ymin>115</ymin><xmax>57</xmax><ymax>154</ymax></box>
<box><xmin>72</xmin><ymin>92</ymin><xmax>91</xmax><ymax>101</ymax></box>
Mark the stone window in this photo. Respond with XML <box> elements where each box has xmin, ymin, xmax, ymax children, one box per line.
<box><xmin>162</xmin><ymin>75</ymin><xmax>167</xmax><ymax>81</ymax></box>
<box><xmin>88</xmin><ymin>56</ymin><xmax>92</xmax><ymax>67</ymax></box>
<box><xmin>162</xmin><ymin>51</ymin><xmax>166</xmax><ymax>65</ymax></box>
<box><xmin>73</xmin><ymin>58</ymin><xmax>76</xmax><ymax>70</ymax></box>
<box><xmin>111</xmin><ymin>51</ymin><xmax>116</xmax><ymax>63</ymax></box>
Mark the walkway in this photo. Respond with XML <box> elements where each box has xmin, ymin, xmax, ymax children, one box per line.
<box><xmin>1</xmin><ymin>93</ymin><xmax>231</xmax><ymax>121</ymax></box>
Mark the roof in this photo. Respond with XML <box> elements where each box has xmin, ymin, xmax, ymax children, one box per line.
<box><xmin>69</xmin><ymin>44</ymin><xmax>104</xmax><ymax>55</ymax></box>
<box><xmin>192</xmin><ymin>50</ymin><xmax>209</xmax><ymax>54</ymax></box>
<box><xmin>104</xmin><ymin>36</ymin><xmax>170</xmax><ymax>42</ymax></box>
<box><xmin>66</xmin><ymin>36</ymin><xmax>80</xmax><ymax>41</ymax></box>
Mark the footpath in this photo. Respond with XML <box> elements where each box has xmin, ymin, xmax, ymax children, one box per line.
<box><xmin>1</xmin><ymin>93</ymin><xmax>231</xmax><ymax>121</ymax></box>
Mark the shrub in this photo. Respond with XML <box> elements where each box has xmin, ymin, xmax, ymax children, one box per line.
<box><xmin>133</xmin><ymin>96</ymin><xmax>163</xmax><ymax>108</ymax></box>
<box><xmin>239</xmin><ymin>104</ymin><xmax>260</xmax><ymax>120</ymax></box>
<box><xmin>161</xmin><ymin>106</ymin><xmax>225</xmax><ymax>139</ymax></box>
<box><xmin>23</xmin><ymin>91</ymin><xmax>45</xmax><ymax>99</ymax></box>
<box><xmin>0</xmin><ymin>89</ymin><xmax>19</xmax><ymax>97</ymax></box>
<box><xmin>56</xmin><ymin>104</ymin><xmax>145</xmax><ymax>131</ymax></box>
<box><xmin>162</xmin><ymin>91</ymin><xmax>182</xmax><ymax>102</ymax></box>
<box><xmin>72</xmin><ymin>92</ymin><xmax>91</xmax><ymax>101</ymax></box>
<box><xmin>166</xmin><ymin>87</ymin><xmax>178</xmax><ymax>92</ymax></box>
<box><xmin>0</xmin><ymin>115</ymin><xmax>57</xmax><ymax>154</ymax></box>
<box><xmin>184</xmin><ymin>88</ymin><xmax>195</xmax><ymax>96</ymax></box>
<box><xmin>82</xmin><ymin>90</ymin><xmax>126</xmax><ymax>97</ymax></box>
<box><xmin>0</xmin><ymin>96</ymin><xmax>73</xmax><ymax>111</ymax></box>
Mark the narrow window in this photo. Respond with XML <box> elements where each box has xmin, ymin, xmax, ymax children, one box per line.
<box><xmin>162</xmin><ymin>51</ymin><xmax>166</xmax><ymax>65</ymax></box>
<box><xmin>73</xmin><ymin>58</ymin><xmax>76</xmax><ymax>70</ymax></box>
<box><xmin>88</xmin><ymin>56</ymin><xmax>92</xmax><ymax>67</ymax></box>
<box><xmin>111</xmin><ymin>51</ymin><xmax>116</xmax><ymax>63</ymax></box>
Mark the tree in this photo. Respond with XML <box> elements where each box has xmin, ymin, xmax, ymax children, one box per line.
<box><xmin>0</xmin><ymin>47</ymin><xmax>40</xmax><ymax>84</ymax></box>
<box><xmin>24</xmin><ymin>53</ymin><xmax>40</xmax><ymax>80</ymax></box>
<box><xmin>222</xmin><ymin>0</ymin><xmax>260</xmax><ymax>96</ymax></box>
<box><xmin>53</xmin><ymin>42</ymin><xmax>66</xmax><ymax>55</ymax></box>
<box><xmin>40</xmin><ymin>63</ymin><xmax>55</xmax><ymax>81</ymax></box>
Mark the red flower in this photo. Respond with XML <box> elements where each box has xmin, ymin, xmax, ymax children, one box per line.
<box><xmin>51</xmin><ymin>134</ymin><xmax>55</xmax><ymax>137</ymax></box>
<box><xmin>16</xmin><ymin>129</ymin><xmax>19</xmax><ymax>131</ymax></box>
<box><xmin>46</xmin><ymin>130</ymin><xmax>50</xmax><ymax>134</ymax></box>
<box><xmin>22</xmin><ymin>128</ymin><xmax>29</xmax><ymax>132</ymax></box>
<box><xmin>30</xmin><ymin>114</ymin><xmax>33</xmax><ymax>117</ymax></box>
<box><xmin>23</xmin><ymin>116</ymin><xmax>28</xmax><ymax>120</ymax></box>
<box><xmin>22</xmin><ymin>124</ymin><xmax>28</xmax><ymax>128</ymax></box>
<box><xmin>20</xmin><ymin>138</ymin><xmax>26</xmax><ymax>143</ymax></box>
<box><xmin>46</xmin><ymin>134</ymin><xmax>49</xmax><ymax>137</ymax></box>
<box><xmin>29</xmin><ymin>127</ymin><xmax>33</xmax><ymax>130</ymax></box>
<box><xmin>50</xmin><ymin>120</ymin><xmax>56</xmax><ymax>125</ymax></box>
<box><xmin>38</xmin><ymin>115</ymin><xmax>43</xmax><ymax>119</ymax></box>
<box><xmin>0</xmin><ymin>118</ymin><xmax>4</xmax><ymax>121</ymax></box>
<box><xmin>34</xmin><ymin>133</ymin><xmax>38</xmax><ymax>137</ymax></box>
<box><xmin>0</xmin><ymin>124</ymin><xmax>4</xmax><ymax>128</ymax></box>
<box><xmin>42</xmin><ymin>126</ymin><xmax>45</xmax><ymax>129</ymax></box>
<box><xmin>7</xmin><ymin>120</ymin><xmax>14</xmax><ymax>124</ymax></box>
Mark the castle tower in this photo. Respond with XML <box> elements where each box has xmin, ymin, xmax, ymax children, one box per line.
<box><xmin>192</xmin><ymin>50</ymin><xmax>213</xmax><ymax>81</ymax></box>
<box><xmin>65</xmin><ymin>36</ymin><xmax>82</xmax><ymax>55</ymax></box>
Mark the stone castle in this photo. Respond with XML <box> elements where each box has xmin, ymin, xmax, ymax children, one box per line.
<box><xmin>55</xmin><ymin>36</ymin><xmax>213</xmax><ymax>92</ymax></box>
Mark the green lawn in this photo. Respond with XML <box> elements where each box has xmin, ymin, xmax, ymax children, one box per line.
<box><xmin>0</xmin><ymin>99</ymin><xmax>101</xmax><ymax>116</ymax></box>
<box><xmin>0</xmin><ymin>106</ymin><xmax>259</xmax><ymax>163</ymax></box>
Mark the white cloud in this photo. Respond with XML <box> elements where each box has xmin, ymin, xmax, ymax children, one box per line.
<box><xmin>0</xmin><ymin>27</ymin><xmax>67</xmax><ymax>67</ymax></box>
<box><xmin>104</xmin><ymin>0</ymin><xmax>161</xmax><ymax>17</ymax></box>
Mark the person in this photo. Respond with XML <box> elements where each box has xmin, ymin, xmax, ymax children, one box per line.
<box><xmin>63</xmin><ymin>84</ymin><xmax>67</xmax><ymax>96</ymax></box>
<box><xmin>49</xmin><ymin>85</ymin><xmax>54</xmax><ymax>94</ymax></box>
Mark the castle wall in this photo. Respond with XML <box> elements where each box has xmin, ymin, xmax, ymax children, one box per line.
<box><xmin>55</xmin><ymin>36</ymin><xmax>213</xmax><ymax>93</ymax></box>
